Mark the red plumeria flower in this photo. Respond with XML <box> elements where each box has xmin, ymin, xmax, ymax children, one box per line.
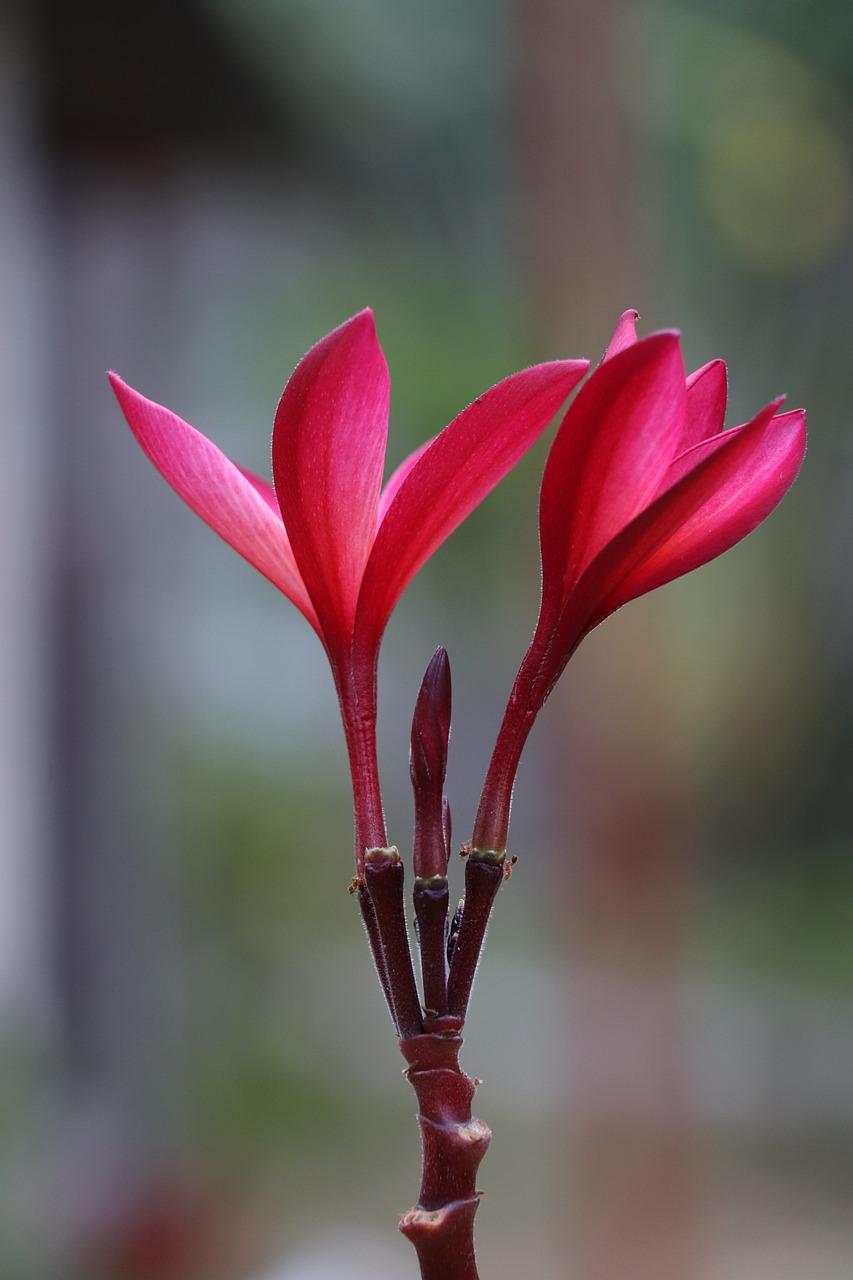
<box><xmin>474</xmin><ymin>310</ymin><xmax>807</xmax><ymax>852</ymax></box>
<box><xmin>111</xmin><ymin>310</ymin><xmax>588</xmax><ymax>863</ymax></box>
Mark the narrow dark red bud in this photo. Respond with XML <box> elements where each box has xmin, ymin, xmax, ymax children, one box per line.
<box><xmin>410</xmin><ymin>646</ymin><xmax>452</xmax><ymax>793</ymax></box>
<box><xmin>411</xmin><ymin>648</ymin><xmax>452</xmax><ymax>882</ymax></box>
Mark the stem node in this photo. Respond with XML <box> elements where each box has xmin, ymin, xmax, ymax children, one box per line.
<box><xmin>399</xmin><ymin>1030</ymin><xmax>490</xmax><ymax>1280</ymax></box>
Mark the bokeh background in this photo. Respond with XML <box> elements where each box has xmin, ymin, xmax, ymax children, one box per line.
<box><xmin>1</xmin><ymin>1</ymin><xmax>851</xmax><ymax>1277</ymax></box>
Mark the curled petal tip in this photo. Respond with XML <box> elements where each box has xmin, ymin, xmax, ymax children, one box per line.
<box><xmin>603</xmin><ymin>309</ymin><xmax>639</xmax><ymax>362</ymax></box>
<box><xmin>110</xmin><ymin>370</ymin><xmax>320</xmax><ymax>628</ymax></box>
<box><xmin>351</xmin><ymin>305</ymin><xmax>376</xmax><ymax>328</ymax></box>
<box><xmin>339</xmin><ymin>307</ymin><xmax>378</xmax><ymax>341</ymax></box>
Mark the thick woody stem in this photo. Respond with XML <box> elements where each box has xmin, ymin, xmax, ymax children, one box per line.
<box><xmin>399</xmin><ymin>1020</ymin><xmax>491</xmax><ymax>1280</ymax></box>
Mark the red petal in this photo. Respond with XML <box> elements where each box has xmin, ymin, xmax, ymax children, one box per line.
<box><xmin>679</xmin><ymin>358</ymin><xmax>727</xmax><ymax>452</ymax></box>
<box><xmin>602</xmin><ymin>309</ymin><xmax>639</xmax><ymax>362</ymax></box>
<box><xmin>272</xmin><ymin>310</ymin><xmax>390</xmax><ymax>654</ymax></box>
<box><xmin>578</xmin><ymin>402</ymin><xmax>806</xmax><ymax>627</ymax></box>
<box><xmin>110</xmin><ymin>374</ymin><xmax>319</xmax><ymax>631</ymax></box>
<box><xmin>354</xmin><ymin>359</ymin><xmax>589</xmax><ymax>661</ymax></box>
<box><xmin>238</xmin><ymin>466</ymin><xmax>280</xmax><ymax>514</ymax></box>
<box><xmin>527</xmin><ymin>403</ymin><xmax>804</xmax><ymax>708</ymax></box>
<box><xmin>609</xmin><ymin>407</ymin><xmax>805</xmax><ymax>607</ymax></box>
<box><xmin>376</xmin><ymin>439</ymin><xmax>433</xmax><ymax>530</ymax></box>
<box><xmin>538</xmin><ymin>332</ymin><xmax>687</xmax><ymax>625</ymax></box>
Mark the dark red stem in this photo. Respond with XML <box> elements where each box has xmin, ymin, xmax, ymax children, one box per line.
<box><xmin>472</xmin><ymin>660</ymin><xmax>538</xmax><ymax>854</ymax></box>
<box><xmin>399</xmin><ymin>1020</ymin><xmax>490</xmax><ymax>1280</ymax></box>
<box><xmin>356</xmin><ymin>882</ymin><xmax>397</xmax><ymax>1024</ymax></box>
<box><xmin>362</xmin><ymin>847</ymin><xmax>424</xmax><ymax>1040</ymax></box>
<box><xmin>446</xmin><ymin>851</ymin><xmax>505</xmax><ymax>1023</ymax></box>
<box><xmin>335</xmin><ymin>665</ymin><xmax>387</xmax><ymax>868</ymax></box>
<box><xmin>413</xmin><ymin>876</ymin><xmax>450</xmax><ymax>1018</ymax></box>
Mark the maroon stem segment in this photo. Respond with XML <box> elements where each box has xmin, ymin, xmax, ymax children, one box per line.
<box><xmin>399</xmin><ymin>1020</ymin><xmax>491</xmax><ymax>1280</ymax></box>
<box><xmin>363</xmin><ymin>847</ymin><xmax>424</xmax><ymax>1040</ymax></box>
<box><xmin>413</xmin><ymin>876</ymin><xmax>450</xmax><ymax>1018</ymax></box>
<box><xmin>447</xmin><ymin>851</ymin><xmax>505</xmax><ymax>1023</ymax></box>
<box><xmin>356</xmin><ymin>882</ymin><xmax>397</xmax><ymax>1026</ymax></box>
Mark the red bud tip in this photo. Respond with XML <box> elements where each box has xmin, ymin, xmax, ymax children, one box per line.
<box><xmin>410</xmin><ymin>647</ymin><xmax>452</xmax><ymax>793</ymax></box>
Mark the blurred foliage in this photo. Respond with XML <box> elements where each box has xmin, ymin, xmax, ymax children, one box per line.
<box><xmin>673</xmin><ymin>0</ymin><xmax>853</xmax><ymax>89</ymax></box>
<box><xmin>700</xmin><ymin>856</ymin><xmax>853</xmax><ymax>992</ymax></box>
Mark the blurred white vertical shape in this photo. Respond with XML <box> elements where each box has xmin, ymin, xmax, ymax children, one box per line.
<box><xmin>55</xmin><ymin>161</ymin><xmax>190</xmax><ymax>1149</ymax></box>
<box><xmin>256</xmin><ymin>1230</ymin><xmax>407</xmax><ymax>1280</ymax></box>
<box><xmin>0</xmin><ymin>9</ymin><xmax>53</xmax><ymax>1030</ymax></box>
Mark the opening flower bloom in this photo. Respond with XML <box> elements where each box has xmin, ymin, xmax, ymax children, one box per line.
<box><xmin>111</xmin><ymin>310</ymin><xmax>588</xmax><ymax>863</ymax></box>
<box><xmin>473</xmin><ymin>310</ymin><xmax>807</xmax><ymax>852</ymax></box>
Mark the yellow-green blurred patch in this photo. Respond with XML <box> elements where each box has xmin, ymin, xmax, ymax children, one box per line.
<box><xmin>699</xmin><ymin>106</ymin><xmax>852</xmax><ymax>272</ymax></box>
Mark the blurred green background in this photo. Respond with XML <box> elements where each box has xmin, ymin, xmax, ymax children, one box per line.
<box><xmin>0</xmin><ymin>0</ymin><xmax>851</xmax><ymax>1277</ymax></box>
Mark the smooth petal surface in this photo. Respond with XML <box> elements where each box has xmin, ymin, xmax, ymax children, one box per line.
<box><xmin>110</xmin><ymin>374</ymin><xmax>319</xmax><ymax>631</ymax></box>
<box><xmin>376</xmin><ymin>439</ymin><xmax>433</xmax><ymax>529</ymax></box>
<box><xmin>603</xmin><ymin>406</ymin><xmax>806</xmax><ymax>612</ymax></box>
<box><xmin>557</xmin><ymin>403</ymin><xmax>806</xmax><ymax>648</ymax></box>
<box><xmin>602</xmin><ymin>309</ymin><xmax>639</xmax><ymax>362</ymax></box>
<box><xmin>272</xmin><ymin>310</ymin><xmax>390</xmax><ymax>654</ymax></box>
<box><xmin>524</xmin><ymin>403</ymin><xmax>805</xmax><ymax>718</ymax></box>
<box><xmin>238</xmin><ymin>466</ymin><xmax>280</xmax><ymax>515</ymax></box>
<box><xmin>681</xmin><ymin>359</ymin><xmax>727</xmax><ymax>451</ymax></box>
<box><xmin>538</xmin><ymin>332</ymin><xmax>686</xmax><ymax>623</ymax></box>
<box><xmin>476</xmin><ymin>310</ymin><xmax>807</xmax><ymax>855</ymax></box>
<box><xmin>354</xmin><ymin>358</ymin><xmax>589</xmax><ymax>660</ymax></box>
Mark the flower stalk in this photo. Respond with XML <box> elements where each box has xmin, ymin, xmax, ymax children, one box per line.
<box><xmin>362</xmin><ymin>848</ymin><xmax>423</xmax><ymax>1041</ymax></box>
<box><xmin>446</xmin><ymin>851</ymin><xmax>505</xmax><ymax>1024</ymax></box>
<box><xmin>113</xmin><ymin>306</ymin><xmax>806</xmax><ymax>1280</ymax></box>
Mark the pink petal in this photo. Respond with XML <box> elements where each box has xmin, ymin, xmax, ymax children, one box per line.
<box><xmin>527</xmin><ymin>403</ymin><xmax>805</xmax><ymax>708</ymax></box>
<box><xmin>376</xmin><ymin>439</ymin><xmax>433</xmax><ymax>530</ymax></box>
<box><xmin>576</xmin><ymin>402</ymin><xmax>806</xmax><ymax>629</ymax></box>
<box><xmin>603</xmin><ymin>309</ymin><xmax>639</xmax><ymax>362</ymax></box>
<box><xmin>272</xmin><ymin>310</ymin><xmax>390</xmax><ymax>654</ymax></box>
<box><xmin>110</xmin><ymin>374</ymin><xmax>319</xmax><ymax>632</ymax></box>
<box><xmin>538</xmin><ymin>332</ymin><xmax>687</xmax><ymax>621</ymax></box>
<box><xmin>609</xmin><ymin>407</ymin><xmax>806</xmax><ymax>608</ymax></box>
<box><xmin>679</xmin><ymin>359</ymin><xmax>727</xmax><ymax>452</ymax></box>
<box><xmin>354</xmin><ymin>358</ymin><xmax>589</xmax><ymax>661</ymax></box>
<box><xmin>238</xmin><ymin>466</ymin><xmax>280</xmax><ymax>514</ymax></box>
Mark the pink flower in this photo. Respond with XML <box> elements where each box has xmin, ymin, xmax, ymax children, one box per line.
<box><xmin>473</xmin><ymin>310</ymin><xmax>807</xmax><ymax>852</ymax></box>
<box><xmin>111</xmin><ymin>310</ymin><xmax>588</xmax><ymax>862</ymax></box>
